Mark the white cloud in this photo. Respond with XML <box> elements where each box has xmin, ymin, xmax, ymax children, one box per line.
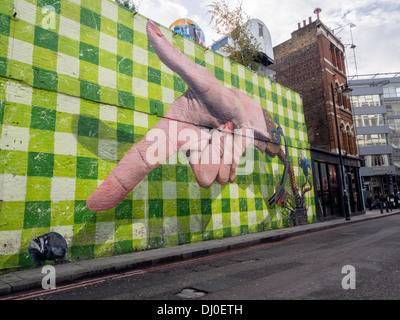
<box><xmin>138</xmin><ymin>0</ymin><xmax>400</xmax><ymax>76</ymax></box>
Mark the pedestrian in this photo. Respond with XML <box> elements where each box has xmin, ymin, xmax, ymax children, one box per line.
<box><xmin>367</xmin><ymin>193</ymin><xmax>372</xmax><ymax>211</ymax></box>
<box><xmin>385</xmin><ymin>194</ymin><xmax>390</xmax><ymax>212</ymax></box>
<box><xmin>394</xmin><ymin>192</ymin><xmax>399</xmax><ymax>209</ymax></box>
<box><xmin>379</xmin><ymin>193</ymin><xmax>385</xmax><ymax>213</ymax></box>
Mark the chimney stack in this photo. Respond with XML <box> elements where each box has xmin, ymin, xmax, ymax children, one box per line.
<box><xmin>303</xmin><ymin>20</ymin><xmax>306</xmax><ymax>27</ymax></box>
<box><xmin>309</xmin><ymin>17</ymin><xmax>312</xmax><ymax>24</ymax></box>
<box><xmin>298</xmin><ymin>22</ymin><xmax>301</xmax><ymax>29</ymax></box>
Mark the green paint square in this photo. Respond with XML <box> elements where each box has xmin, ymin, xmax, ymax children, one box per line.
<box><xmin>118</xmin><ymin>90</ymin><xmax>135</xmax><ymax>109</ymax></box>
<box><xmin>173</xmin><ymin>75</ymin><xmax>186</xmax><ymax>93</ymax></box>
<box><xmin>58</xmin><ymin>35</ymin><xmax>79</xmax><ymax>58</ymax></box>
<box><xmin>33</xmin><ymin>67</ymin><xmax>58</xmax><ymax>91</ymax></box>
<box><xmin>3</xmin><ymin>102</ymin><xmax>31</xmax><ymax>127</ymax></box>
<box><xmin>30</xmin><ymin>106</ymin><xmax>56</xmax><ymax>131</ymax></box>
<box><xmin>176</xmin><ymin>165</ymin><xmax>188</xmax><ymax>182</ymax></box>
<box><xmin>27</xmin><ymin>152</ymin><xmax>54</xmax><ymax>177</ymax></box>
<box><xmin>28</xmin><ymin>129</ymin><xmax>54</xmax><ymax>153</ymax></box>
<box><xmin>51</xmin><ymin>201</ymin><xmax>74</xmax><ymax>226</ymax></box>
<box><xmin>76</xmin><ymin>156</ymin><xmax>98</xmax><ymax>179</ymax></box>
<box><xmin>148</xmin><ymin>166</ymin><xmax>162</xmax><ymax>181</ymax></box>
<box><xmin>0</xmin><ymin>56</ymin><xmax>6</xmax><ymax>77</ymax></box>
<box><xmin>78</xmin><ymin>114</ymin><xmax>99</xmax><ymax>138</ymax></box>
<box><xmin>149</xmin><ymin>199</ymin><xmax>163</xmax><ymax>219</ymax></box>
<box><xmin>37</xmin><ymin>0</ymin><xmax>61</xmax><ymax>13</ymax></box>
<box><xmin>79</xmin><ymin>42</ymin><xmax>99</xmax><ymax>65</ymax></box>
<box><xmin>34</xmin><ymin>26</ymin><xmax>58</xmax><ymax>52</ymax></box>
<box><xmin>80</xmin><ymin>80</ymin><xmax>100</xmax><ymax>101</ymax></box>
<box><xmin>148</xmin><ymin>66</ymin><xmax>161</xmax><ymax>85</ymax></box>
<box><xmin>115</xmin><ymin>199</ymin><xmax>132</xmax><ymax>220</ymax></box>
<box><xmin>1</xmin><ymin>150</ymin><xmax>28</xmax><ymax>175</ymax></box>
<box><xmin>24</xmin><ymin>201</ymin><xmax>51</xmax><ymax>229</ymax></box>
<box><xmin>58</xmin><ymin>74</ymin><xmax>81</xmax><ymax>97</ymax></box>
<box><xmin>201</xmin><ymin>199</ymin><xmax>212</xmax><ymax>215</ymax></box>
<box><xmin>117</xmin><ymin>56</ymin><xmax>133</xmax><ymax>77</ymax></box>
<box><xmin>215</xmin><ymin>67</ymin><xmax>224</xmax><ymax>82</ymax></box>
<box><xmin>177</xmin><ymin>198</ymin><xmax>190</xmax><ymax>216</ymax></box>
<box><xmin>80</xmin><ymin>60</ymin><xmax>98</xmax><ymax>83</ymax></box>
<box><xmin>231</xmin><ymin>74</ymin><xmax>239</xmax><ymax>88</ymax></box>
<box><xmin>53</xmin><ymin>154</ymin><xmax>77</xmax><ymax>178</ymax></box>
<box><xmin>0</xmin><ymin>12</ymin><xmax>10</xmax><ymax>36</ymax></box>
<box><xmin>80</xmin><ymin>7</ymin><xmax>101</xmax><ymax>31</ymax></box>
<box><xmin>221</xmin><ymin>198</ymin><xmax>230</xmax><ymax>213</ymax></box>
<box><xmin>71</xmin><ymin>244</ymin><xmax>95</xmax><ymax>261</ymax></box>
<box><xmin>26</xmin><ymin>176</ymin><xmax>51</xmax><ymax>201</ymax></box>
<box><xmin>0</xmin><ymin>201</ymin><xmax>25</xmax><ymax>231</ymax></box>
<box><xmin>118</xmin><ymin>23</ymin><xmax>133</xmax><ymax>44</ymax></box>
<box><xmin>117</xmin><ymin>122</ymin><xmax>134</xmax><ymax>143</ymax></box>
<box><xmin>178</xmin><ymin>233</ymin><xmax>190</xmax><ymax>245</ymax></box>
<box><xmin>74</xmin><ymin>200</ymin><xmax>96</xmax><ymax>223</ymax></box>
<box><xmin>114</xmin><ymin>240</ymin><xmax>133</xmax><ymax>255</ymax></box>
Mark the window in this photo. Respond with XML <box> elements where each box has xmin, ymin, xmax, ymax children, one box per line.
<box><xmin>356</xmin><ymin>134</ymin><xmax>388</xmax><ymax>147</ymax></box>
<box><xmin>258</xmin><ymin>23</ymin><xmax>263</xmax><ymax>38</ymax></box>
<box><xmin>353</xmin><ymin>114</ymin><xmax>385</xmax><ymax>128</ymax></box>
<box><xmin>350</xmin><ymin>95</ymin><xmax>382</xmax><ymax>108</ymax></box>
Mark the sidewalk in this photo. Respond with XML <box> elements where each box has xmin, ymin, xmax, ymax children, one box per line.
<box><xmin>1</xmin><ymin>208</ymin><xmax>399</xmax><ymax>296</ymax></box>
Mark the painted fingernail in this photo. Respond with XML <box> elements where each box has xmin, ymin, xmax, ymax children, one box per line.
<box><xmin>148</xmin><ymin>20</ymin><xmax>163</xmax><ymax>37</ymax></box>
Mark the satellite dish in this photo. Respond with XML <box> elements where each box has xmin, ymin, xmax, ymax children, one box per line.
<box><xmin>313</xmin><ymin>8</ymin><xmax>322</xmax><ymax>19</ymax></box>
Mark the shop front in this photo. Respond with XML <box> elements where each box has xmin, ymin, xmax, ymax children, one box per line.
<box><xmin>311</xmin><ymin>148</ymin><xmax>365</xmax><ymax>221</ymax></box>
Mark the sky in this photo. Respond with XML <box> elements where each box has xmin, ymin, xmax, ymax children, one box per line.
<box><xmin>136</xmin><ymin>0</ymin><xmax>400</xmax><ymax>78</ymax></box>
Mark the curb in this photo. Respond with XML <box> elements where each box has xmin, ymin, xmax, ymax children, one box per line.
<box><xmin>1</xmin><ymin>210</ymin><xmax>399</xmax><ymax>297</ymax></box>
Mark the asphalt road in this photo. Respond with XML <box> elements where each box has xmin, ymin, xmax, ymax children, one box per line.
<box><xmin>5</xmin><ymin>214</ymin><xmax>400</xmax><ymax>301</ymax></box>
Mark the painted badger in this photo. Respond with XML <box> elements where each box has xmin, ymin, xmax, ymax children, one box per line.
<box><xmin>29</xmin><ymin>232</ymin><xmax>69</xmax><ymax>268</ymax></box>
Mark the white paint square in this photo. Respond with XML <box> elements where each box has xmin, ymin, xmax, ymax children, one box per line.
<box><xmin>57</xmin><ymin>93</ymin><xmax>80</xmax><ymax>115</ymax></box>
<box><xmin>98</xmin><ymin>66</ymin><xmax>117</xmax><ymax>89</ymax></box>
<box><xmin>190</xmin><ymin>214</ymin><xmax>202</xmax><ymax>233</ymax></box>
<box><xmin>51</xmin><ymin>176</ymin><xmax>76</xmax><ymax>202</ymax></box>
<box><xmin>99</xmin><ymin>103</ymin><xmax>117</xmax><ymax>122</ymax></box>
<box><xmin>101</xmin><ymin>0</ymin><xmax>118</xmax><ymax>21</ymax></box>
<box><xmin>8</xmin><ymin>38</ymin><xmax>33</xmax><ymax>66</ymax></box>
<box><xmin>1</xmin><ymin>173</ymin><xmax>27</xmax><ymax>201</ymax></box>
<box><xmin>212</xmin><ymin>213</ymin><xmax>223</xmax><ymax>230</ymax></box>
<box><xmin>132</xmin><ymin>77</ymin><xmax>148</xmax><ymax>97</ymax></box>
<box><xmin>15</xmin><ymin>0</ymin><xmax>36</xmax><ymax>25</ymax></box>
<box><xmin>54</xmin><ymin>132</ymin><xmax>78</xmax><ymax>156</ymax></box>
<box><xmin>0</xmin><ymin>230</ymin><xmax>22</xmax><ymax>255</ymax></box>
<box><xmin>230</xmin><ymin>211</ymin><xmax>240</xmax><ymax>227</ymax></box>
<box><xmin>162</xmin><ymin>182</ymin><xmax>177</xmax><ymax>199</ymax></box>
<box><xmin>188</xmin><ymin>182</ymin><xmax>200</xmax><ymax>199</ymax></box>
<box><xmin>0</xmin><ymin>125</ymin><xmax>30</xmax><ymax>152</ymax></box>
<box><xmin>132</xmin><ymin>181</ymin><xmax>148</xmax><ymax>200</ymax></box>
<box><xmin>132</xmin><ymin>45</ymin><xmax>148</xmax><ymax>66</ymax></box>
<box><xmin>57</xmin><ymin>52</ymin><xmax>80</xmax><ymax>78</ymax></box>
<box><xmin>6</xmin><ymin>81</ymin><xmax>33</xmax><ymax>106</ymax></box>
<box><xmin>99</xmin><ymin>31</ymin><xmax>118</xmax><ymax>55</ymax></box>
<box><xmin>98</xmin><ymin>139</ymin><xmax>117</xmax><ymax>161</ymax></box>
<box><xmin>95</xmin><ymin>222</ymin><xmax>115</xmax><ymax>244</ymax></box>
<box><xmin>229</xmin><ymin>184</ymin><xmax>239</xmax><ymax>199</ymax></box>
<box><xmin>163</xmin><ymin>216</ymin><xmax>177</xmax><ymax>235</ymax></box>
<box><xmin>59</xmin><ymin>16</ymin><xmax>81</xmax><ymax>42</ymax></box>
<box><xmin>133</xmin><ymin>111</ymin><xmax>148</xmax><ymax>128</ymax></box>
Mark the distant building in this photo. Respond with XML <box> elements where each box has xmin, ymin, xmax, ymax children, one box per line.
<box><xmin>350</xmin><ymin>74</ymin><xmax>400</xmax><ymax>198</ymax></box>
<box><xmin>169</xmin><ymin>18</ymin><xmax>206</xmax><ymax>46</ymax></box>
<box><xmin>209</xmin><ymin>19</ymin><xmax>275</xmax><ymax>79</ymax></box>
<box><xmin>272</xmin><ymin>17</ymin><xmax>364</xmax><ymax>220</ymax></box>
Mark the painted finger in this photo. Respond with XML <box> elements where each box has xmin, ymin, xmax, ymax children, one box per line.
<box><xmin>229</xmin><ymin>128</ymin><xmax>253</xmax><ymax>183</ymax></box>
<box><xmin>87</xmin><ymin>117</ymin><xmax>202</xmax><ymax>211</ymax></box>
<box><xmin>188</xmin><ymin>128</ymin><xmax>222</xmax><ymax>189</ymax></box>
<box><xmin>216</xmin><ymin>122</ymin><xmax>234</xmax><ymax>185</ymax></box>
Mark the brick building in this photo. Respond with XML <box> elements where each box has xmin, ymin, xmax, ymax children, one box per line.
<box><xmin>272</xmin><ymin>18</ymin><xmax>364</xmax><ymax>220</ymax></box>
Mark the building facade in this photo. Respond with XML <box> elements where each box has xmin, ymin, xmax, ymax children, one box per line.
<box><xmin>350</xmin><ymin>74</ymin><xmax>400</xmax><ymax>198</ymax></box>
<box><xmin>272</xmin><ymin>18</ymin><xmax>364</xmax><ymax>220</ymax></box>
<box><xmin>210</xmin><ymin>18</ymin><xmax>276</xmax><ymax>79</ymax></box>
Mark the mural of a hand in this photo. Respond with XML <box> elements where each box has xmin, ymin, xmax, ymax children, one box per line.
<box><xmin>87</xmin><ymin>21</ymin><xmax>279</xmax><ymax>212</ymax></box>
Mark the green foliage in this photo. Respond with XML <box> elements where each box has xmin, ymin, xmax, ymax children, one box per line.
<box><xmin>208</xmin><ymin>0</ymin><xmax>261</xmax><ymax>70</ymax></box>
<box><xmin>115</xmin><ymin>0</ymin><xmax>137</xmax><ymax>11</ymax></box>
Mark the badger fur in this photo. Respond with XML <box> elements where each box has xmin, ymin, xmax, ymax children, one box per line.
<box><xmin>29</xmin><ymin>232</ymin><xmax>68</xmax><ymax>267</ymax></box>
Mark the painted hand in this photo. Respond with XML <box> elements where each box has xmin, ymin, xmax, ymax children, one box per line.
<box><xmin>87</xmin><ymin>21</ymin><xmax>277</xmax><ymax>211</ymax></box>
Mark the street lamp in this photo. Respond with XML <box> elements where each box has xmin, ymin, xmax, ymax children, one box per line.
<box><xmin>331</xmin><ymin>82</ymin><xmax>352</xmax><ymax>220</ymax></box>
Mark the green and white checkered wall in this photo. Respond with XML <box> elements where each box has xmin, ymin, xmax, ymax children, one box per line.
<box><xmin>0</xmin><ymin>0</ymin><xmax>315</xmax><ymax>272</ymax></box>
